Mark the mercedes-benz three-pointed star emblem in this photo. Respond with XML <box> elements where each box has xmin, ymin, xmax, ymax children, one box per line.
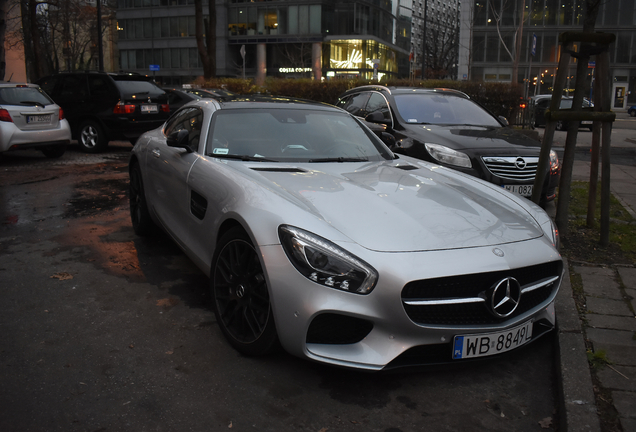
<box><xmin>488</xmin><ymin>277</ymin><xmax>521</xmax><ymax>318</ymax></box>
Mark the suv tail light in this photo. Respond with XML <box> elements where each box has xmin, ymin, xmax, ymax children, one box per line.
<box><xmin>59</xmin><ymin>107</ymin><xmax>65</xmax><ymax>120</ymax></box>
<box><xmin>0</xmin><ymin>109</ymin><xmax>13</xmax><ymax>122</ymax></box>
<box><xmin>113</xmin><ymin>101</ymin><xmax>136</xmax><ymax>114</ymax></box>
<box><xmin>161</xmin><ymin>104</ymin><xmax>169</xmax><ymax>113</ymax></box>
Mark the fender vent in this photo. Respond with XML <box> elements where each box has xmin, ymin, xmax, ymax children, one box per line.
<box><xmin>190</xmin><ymin>190</ymin><xmax>208</xmax><ymax>220</ymax></box>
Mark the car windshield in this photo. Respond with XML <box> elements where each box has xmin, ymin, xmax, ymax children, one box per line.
<box><xmin>206</xmin><ymin>108</ymin><xmax>393</xmax><ymax>162</ymax></box>
<box><xmin>393</xmin><ymin>93</ymin><xmax>502</xmax><ymax>127</ymax></box>
<box><xmin>0</xmin><ymin>87</ymin><xmax>54</xmax><ymax>106</ymax></box>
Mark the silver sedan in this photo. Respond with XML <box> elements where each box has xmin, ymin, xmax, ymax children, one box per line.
<box><xmin>129</xmin><ymin>96</ymin><xmax>562</xmax><ymax>371</ymax></box>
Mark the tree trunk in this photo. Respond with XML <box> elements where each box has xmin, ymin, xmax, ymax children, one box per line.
<box><xmin>195</xmin><ymin>0</ymin><xmax>216</xmax><ymax>79</ymax></box>
<box><xmin>0</xmin><ymin>0</ymin><xmax>6</xmax><ymax>81</ymax></box>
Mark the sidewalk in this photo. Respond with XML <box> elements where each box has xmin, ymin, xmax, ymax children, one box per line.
<box><xmin>547</xmin><ymin>120</ymin><xmax>636</xmax><ymax>431</ymax></box>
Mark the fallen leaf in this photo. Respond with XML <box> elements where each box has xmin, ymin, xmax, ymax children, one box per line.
<box><xmin>539</xmin><ymin>417</ymin><xmax>552</xmax><ymax>429</ymax></box>
<box><xmin>166</xmin><ymin>351</ymin><xmax>174</xmax><ymax>355</ymax></box>
<box><xmin>228</xmin><ymin>421</ymin><xmax>232</xmax><ymax>428</ymax></box>
<box><xmin>51</xmin><ymin>272</ymin><xmax>73</xmax><ymax>280</ymax></box>
<box><xmin>129</xmin><ymin>344</ymin><xmax>134</xmax><ymax>349</ymax></box>
<box><xmin>156</xmin><ymin>298</ymin><xmax>179</xmax><ymax>307</ymax></box>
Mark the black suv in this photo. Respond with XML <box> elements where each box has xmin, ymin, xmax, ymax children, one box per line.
<box><xmin>336</xmin><ymin>85</ymin><xmax>561</xmax><ymax>204</ymax></box>
<box><xmin>37</xmin><ymin>72</ymin><xmax>170</xmax><ymax>153</ymax></box>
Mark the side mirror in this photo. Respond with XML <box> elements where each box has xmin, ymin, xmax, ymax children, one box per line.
<box><xmin>498</xmin><ymin>116</ymin><xmax>509</xmax><ymax>126</ymax></box>
<box><xmin>365</xmin><ymin>111</ymin><xmax>387</xmax><ymax>124</ymax></box>
<box><xmin>167</xmin><ymin>129</ymin><xmax>192</xmax><ymax>152</ymax></box>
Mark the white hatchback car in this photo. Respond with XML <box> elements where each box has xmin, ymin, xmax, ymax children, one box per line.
<box><xmin>0</xmin><ymin>82</ymin><xmax>71</xmax><ymax>158</ymax></box>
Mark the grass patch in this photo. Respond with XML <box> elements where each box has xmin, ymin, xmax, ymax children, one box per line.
<box><xmin>560</xmin><ymin>181</ymin><xmax>636</xmax><ymax>264</ymax></box>
<box><xmin>587</xmin><ymin>349</ymin><xmax>612</xmax><ymax>371</ymax></box>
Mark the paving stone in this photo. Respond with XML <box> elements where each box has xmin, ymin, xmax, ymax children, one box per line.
<box><xmin>587</xmin><ymin>314</ymin><xmax>636</xmax><ymax>331</ymax></box>
<box><xmin>618</xmin><ymin>267</ymin><xmax>636</xmax><ymax>291</ymax></box>
<box><xmin>587</xmin><ymin>328</ymin><xmax>636</xmax><ymax>365</ymax></box>
<box><xmin>586</xmin><ymin>297</ymin><xmax>633</xmax><ymax>316</ymax></box>
<box><xmin>612</xmin><ymin>391</ymin><xmax>636</xmax><ymax>419</ymax></box>
<box><xmin>575</xmin><ymin>266</ymin><xmax>622</xmax><ymax>299</ymax></box>
<box><xmin>597</xmin><ymin>366</ymin><xmax>636</xmax><ymax>392</ymax></box>
<box><xmin>557</xmin><ymin>260</ymin><xmax>584</xmax><ymax>333</ymax></box>
<box><xmin>620</xmin><ymin>417</ymin><xmax>636</xmax><ymax>432</ymax></box>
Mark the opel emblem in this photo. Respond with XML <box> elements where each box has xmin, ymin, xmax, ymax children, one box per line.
<box><xmin>488</xmin><ymin>277</ymin><xmax>521</xmax><ymax>318</ymax></box>
<box><xmin>514</xmin><ymin>157</ymin><xmax>527</xmax><ymax>170</ymax></box>
<box><xmin>492</xmin><ymin>248</ymin><xmax>504</xmax><ymax>257</ymax></box>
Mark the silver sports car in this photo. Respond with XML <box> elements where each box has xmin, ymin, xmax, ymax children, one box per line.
<box><xmin>129</xmin><ymin>96</ymin><xmax>563</xmax><ymax>371</ymax></box>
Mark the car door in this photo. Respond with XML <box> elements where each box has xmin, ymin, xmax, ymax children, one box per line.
<box><xmin>144</xmin><ymin>107</ymin><xmax>203</xmax><ymax>246</ymax></box>
<box><xmin>336</xmin><ymin>92</ymin><xmax>370</xmax><ymax>117</ymax></box>
<box><xmin>53</xmin><ymin>75</ymin><xmax>90</xmax><ymax>129</ymax></box>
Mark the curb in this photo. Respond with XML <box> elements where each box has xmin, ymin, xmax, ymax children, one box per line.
<box><xmin>555</xmin><ymin>257</ymin><xmax>601</xmax><ymax>431</ymax></box>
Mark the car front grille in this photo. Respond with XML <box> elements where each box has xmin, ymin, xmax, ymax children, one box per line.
<box><xmin>401</xmin><ymin>261</ymin><xmax>562</xmax><ymax>326</ymax></box>
<box><xmin>482</xmin><ymin>156</ymin><xmax>539</xmax><ymax>181</ymax></box>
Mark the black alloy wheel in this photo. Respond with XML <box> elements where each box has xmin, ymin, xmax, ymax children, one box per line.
<box><xmin>78</xmin><ymin>120</ymin><xmax>108</xmax><ymax>153</ymax></box>
<box><xmin>129</xmin><ymin>163</ymin><xmax>155</xmax><ymax>236</ymax></box>
<box><xmin>212</xmin><ymin>227</ymin><xmax>278</xmax><ymax>356</ymax></box>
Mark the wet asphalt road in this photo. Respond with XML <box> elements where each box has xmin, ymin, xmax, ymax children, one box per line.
<box><xmin>0</xmin><ymin>143</ymin><xmax>557</xmax><ymax>432</ymax></box>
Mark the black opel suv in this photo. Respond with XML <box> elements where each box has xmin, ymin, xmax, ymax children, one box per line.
<box><xmin>37</xmin><ymin>72</ymin><xmax>170</xmax><ymax>153</ymax></box>
<box><xmin>337</xmin><ymin>86</ymin><xmax>561</xmax><ymax>205</ymax></box>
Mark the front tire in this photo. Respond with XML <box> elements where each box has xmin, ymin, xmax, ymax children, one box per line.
<box><xmin>211</xmin><ymin>227</ymin><xmax>278</xmax><ymax>356</ymax></box>
<box><xmin>129</xmin><ymin>163</ymin><xmax>156</xmax><ymax>236</ymax></box>
<box><xmin>78</xmin><ymin>120</ymin><xmax>108</xmax><ymax>153</ymax></box>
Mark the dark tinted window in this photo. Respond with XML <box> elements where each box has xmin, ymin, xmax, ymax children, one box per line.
<box><xmin>366</xmin><ymin>93</ymin><xmax>392</xmax><ymax>122</ymax></box>
<box><xmin>114</xmin><ymin>80</ymin><xmax>165</xmax><ymax>98</ymax></box>
<box><xmin>337</xmin><ymin>93</ymin><xmax>370</xmax><ymax>117</ymax></box>
<box><xmin>37</xmin><ymin>76</ymin><xmax>59</xmax><ymax>96</ymax></box>
<box><xmin>88</xmin><ymin>76</ymin><xmax>113</xmax><ymax>97</ymax></box>
<box><xmin>59</xmin><ymin>75</ymin><xmax>88</xmax><ymax>99</ymax></box>
<box><xmin>164</xmin><ymin>107</ymin><xmax>203</xmax><ymax>149</ymax></box>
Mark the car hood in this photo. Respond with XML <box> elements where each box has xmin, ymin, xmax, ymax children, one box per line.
<box><xmin>400</xmin><ymin>124</ymin><xmax>541</xmax><ymax>154</ymax></box>
<box><xmin>246</xmin><ymin>160</ymin><xmax>543</xmax><ymax>252</ymax></box>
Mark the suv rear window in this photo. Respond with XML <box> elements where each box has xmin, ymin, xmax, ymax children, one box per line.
<box><xmin>113</xmin><ymin>80</ymin><xmax>165</xmax><ymax>99</ymax></box>
<box><xmin>0</xmin><ymin>87</ymin><xmax>54</xmax><ymax>106</ymax></box>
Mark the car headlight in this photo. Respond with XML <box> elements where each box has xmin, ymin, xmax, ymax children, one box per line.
<box><xmin>279</xmin><ymin>225</ymin><xmax>378</xmax><ymax>294</ymax></box>
<box><xmin>425</xmin><ymin>143</ymin><xmax>472</xmax><ymax>168</ymax></box>
<box><xmin>549</xmin><ymin>149</ymin><xmax>560</xmax><ymax>173</ymax></box>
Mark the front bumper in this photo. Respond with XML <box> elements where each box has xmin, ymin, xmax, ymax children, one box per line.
<box><xmin>261</xmin><ymin>237</ymin><xmax>562</xmax><ymax>370</ymax></box>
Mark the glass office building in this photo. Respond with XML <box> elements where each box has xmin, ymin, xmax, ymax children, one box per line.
<box><xmin>117</xmin><ymin>0</ymin><xmax>412</xmax><ymax>84</ymax></box>
<box><xmin>458</xmin><ymin>0</ymin><xmax>636</xmax><ymax>109</ymax></box>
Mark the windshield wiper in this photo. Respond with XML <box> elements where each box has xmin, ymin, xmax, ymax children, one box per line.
<box><xmin>308</xmin><ymin>157</ymin><xmax>369</xmax><ymax>163</ymax></box>
<box><xmin>21</xmin><ymin>101</ymin><xmax>46</xmax><ymax>108</ymax></box>
<box><xmin>208</xmin><ymin>153</ymin><xmax>278</xmax><ymax>162</ymax></box>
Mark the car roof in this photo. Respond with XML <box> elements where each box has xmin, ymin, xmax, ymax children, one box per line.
<box><xmin>341</xmin><ymin>85</ymin><xmax>470</xmax><ymax>99</ymax></box>
<box><xmin>211</xmin><ymin>95</ymin><xmax>339</xmax><ymax>112</ymax></box>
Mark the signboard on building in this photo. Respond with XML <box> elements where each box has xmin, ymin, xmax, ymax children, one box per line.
<box><xmin>150</xmin><ymin>64</ymin><xmax>160</xmax><ymax>71</ymax></box>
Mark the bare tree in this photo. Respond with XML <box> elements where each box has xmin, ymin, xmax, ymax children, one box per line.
<box><xmin>421</xmin><ymin>7</ymin><xmax>460</xmax><ymax>79</ymax></box>
<box><xmin>194</xmin><ymin>0</ymin><xmax>216</xmax><ymax>79</ymax></box>
<box><xmin>488</xmin><ymin>0</ymin><xmax>526</xmax><ymax>83</ymax></box>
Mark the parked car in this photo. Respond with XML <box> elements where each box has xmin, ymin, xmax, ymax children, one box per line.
<box><xmin>337</xmin><ymin>86</ymin><xmax>560</xmax><ymax>204</ymax></box>
<box><xmin>129</xmin><ymin>95</ymin><xmax>563</xmax><ymax>370</ymax></box>
<box><xmin>628</xmin><ymin>105</ymin><xmax>636</xmax><ymax>117</ymax></box>
<box><xmin>0</xmin><ymin>82</ymin><xmax>71</xmax><ymax>158</ymax></box>
<box><xmin>532</xmin><ymin>94</ymin><xmax>594</xmax><ymax>131</ymax></box>
<box><xmin>36</xmin><ymin>71</ymin><xmax>170</xmax><ymax>153</ymax></box>
<box><xmin>162</xmin><ymin>88</ymin><xmax>201</xmax><ymax>113</ymax></box>
<box><xmin>187</xmin><ymin>88</ymin><xmax>236</xmax><ymax>100</ymax></box>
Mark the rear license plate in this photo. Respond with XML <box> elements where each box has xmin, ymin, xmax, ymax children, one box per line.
<box><xmin>503</xmin><ymin>184</ymin><xmax>533</xmax><ymax>197</ymax></box>
<box><xmin>27</xmin><ymin>115</ymin><xmax>52</xmax><ymax>123</ymax></box>
<box><xmin>453</xmin><ymin>320</ymin><xmax>533</xmax><ymax>359</ymax></box>
<box><xmin>141</xmin><ymin>104</ymin><xmax>158</xmax><ymax>113</ymax></box>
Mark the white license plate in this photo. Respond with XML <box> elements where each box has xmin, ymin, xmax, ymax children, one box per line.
<box><xmin>581</xmin><ymin>120</ymin><xmax>592</xmax><ymax>125</ymax></box>
<box><xmin>27</xmin><ymin>115</ymin><xmax>52</xmax><ymax>123</ymax></box>
<box><xmin>503</xmin><ymin>184</ymin><xmax>533</xmax><ymax>197</ymax></box>
<box><xmin>452</xmin><ymin>321</ymin><xmax>533</xmax><ymax>359</ymax></box>
<box><xmin>141</xmin><ymin>104</ymin><xmax>158</xmax><ymax>113</ymax></box>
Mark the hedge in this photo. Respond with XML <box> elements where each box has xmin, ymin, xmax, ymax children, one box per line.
<box><xmin>193</xmin><ymin>77</ymin><xmax>525</xmax><ymax>120</ymax></box>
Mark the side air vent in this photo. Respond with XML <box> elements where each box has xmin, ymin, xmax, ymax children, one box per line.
<box><xmin>190</xmin><ymin>190</ymin><xmax>208</xmax><ymax>220</ymax></box>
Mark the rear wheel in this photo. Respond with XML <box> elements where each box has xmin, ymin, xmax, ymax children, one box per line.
<box><xmin>630</xmin><ymin>110</ymin><xmax>636</xmax><ymax>117</ymax></box>
<box><xmin>129</xmin><ymin>163</ymin><xmax>155</xmax><ymax>236</ymax></box>
<box><xmin>211</xmin><ymin>227</ymin><xmax>278</xmax><ymax>356</ymax></box>
<box><xmin>78</xmin><ymin>120</ymin><xmax>108</xmax><ymax>153</ymax></box>
<box><xmin>41</xmin><ymin>145</ymin><xmax>66</xmax><ymax>158</ymax></box>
